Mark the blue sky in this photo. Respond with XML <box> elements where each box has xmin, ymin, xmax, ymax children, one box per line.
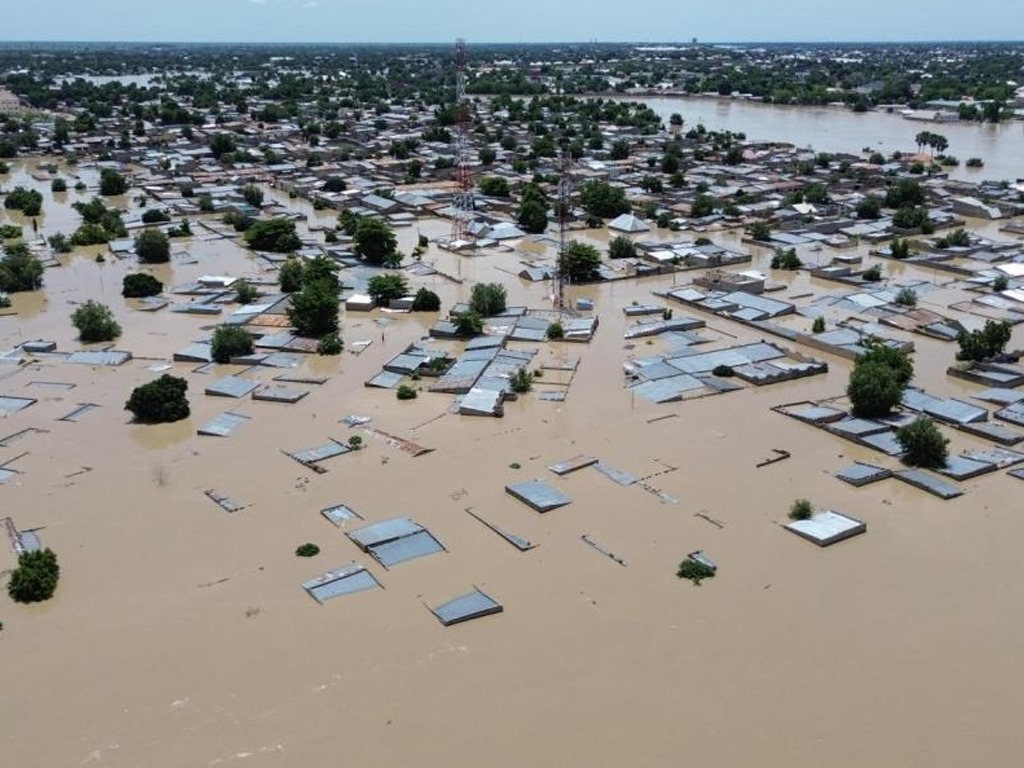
<box><xmin>3</xmin><ymin>0</ymin><xmax>1022</xmax><ymax>43</ymax></box>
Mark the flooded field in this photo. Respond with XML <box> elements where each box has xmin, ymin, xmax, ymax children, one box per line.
<box><xmin>2</xmin><ymin>157</ymin><xmax>1024</xmax><ymax>768</ymax></box>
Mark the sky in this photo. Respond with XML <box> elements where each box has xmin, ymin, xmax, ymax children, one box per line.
<box><xmin>3</xmin><ymin>0</ymin><xmax>1022</xmax><ymax>44</ymax></box>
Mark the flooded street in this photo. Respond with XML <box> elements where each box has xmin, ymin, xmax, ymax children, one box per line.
<box><xmin>2</xmin><ymin>152</ymin><xmax>1024</xmax><ymax>768</ymax></box>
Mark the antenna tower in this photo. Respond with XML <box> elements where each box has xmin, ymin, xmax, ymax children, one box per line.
<box><xmin>450</xmin><ymin>38</ymin><xmax>473</xmax><ymax>244</ymax></box>
<box><xmin>554</xmin><ymin>148</ymin><xmax>571</xmax><ymax>311</ymax></box>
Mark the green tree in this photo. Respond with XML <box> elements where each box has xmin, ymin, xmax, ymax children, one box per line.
<box><xmin>208</xmin><ymin>132</ymin><xmax>237</xmax><ymax>159</ymax></box>
<box><xmin>99</xmin><ymin>168</ymin><xmax>129</xmax><ymax>196</ymax></box>
<box><xmin>244</xmin><ymin>218</ymin><xmax>301</xmax><ymax>252</ymax></box>
<box><xmin>896</xmin><ymin>417</ymin><xmax>949</xmax><ymax>469</ymax></box>
<box><xmin>287</xmin><ymin>279</ymin><xmax>339</xmax><ymax>338</ymax></box>
<box><xmin>479</xmin><ymin>147</ymin><xmax>497</xmax><ymax>165</ymax></box>
<box><xmin>51</xmin><ymin>177</ymin><xmax>67</xmax><ymax>193</ymax></box>
<box><xmin>452</xmin><ymin>310</ymin><xmax>484</xmax><ymax>337</ymax></box>
<box><xmin>885</xmin><ymin>179</ymin><xmax>925</xmax><ymax>208</ymax></box>
<box><xmin>771</xmin><ymin>248</ymin><xmax>802</xmax><ymax>269</ymax></box>
<box><xmin>411</xmin><ymin>287</ymin><xmax>441</xmax><ymax>311</ymax></box>
<box><xmin>8</xmin><ymin>548</ymin><xmax>60</xmax><ymax>603</ymax></box>
<box><xmin>609</xmin><ymin>140</ymin><xmax>629</xmax><ymax>160</ymax></box>
<box><xmin>353</xmin><ymin>217</ymin><xmax>398</xmax><ymax>265</ymax></box>
<box><xmin>559</xmin><ymin>240</ymin><xmax>602</xmax><ymax>283</ymax></box>
<box><xmin>0</xmin><ymin>244</ymin><xmax>44</xmax><ymax>292</ymax></box>
<box><xmin>141</xmin><ymin>208</ymin><xmax>170</xmax><ymax>224</ymax></box>
<box><xmin>125</xmin><ymin>374</ymin><xmax>190</xmax><ymax>423</ymax></box>
<box><xmin>71</xmin><ymin>300</ymin><xmax>121</xmax><ymax>342</ymax></box>
<box><xmin>847</xmin><ymin>343</ymin><xmax>913</xmax><ymax>418</ymax></box>
<box><xmin>609</xmin><ymin>235</ymin><xmax>636</xmax><ymax>260</ymax></box>
<box><xmin>469</xmin><ymin>282</ymin><xmax>507</xmax><ymax>316</ymax></box>
<box><xmin>367</xmin><ymin>273</ymin><xmax>409</xmax><ymax>306</ymax></box>
<box><xmin>579</xmin><ymin>180</ymin><xmax>630</xmax><ymax>218</ymax></box>
<box><xmin>478</xmin><ymin>176</ymin><xmax>510</xmax><ymax>197</ymax></box>
<box><xmin>746</xmin><ymin>220</ymin><xmax>773</xmax><ymax>241</ymax></box>
<box><xmin>957</xmin><ymin>320</ymin><xmax>1012</xmax><ymax>361</ymax></box>
<box><xmin>211</xmin><ymin>325</ymin><xmax>254</xmax><ymax>363</ymax></box>
<box><xmin>135</xmin><ymin>229</ymin><xmax>170</xmax><ymax>264</ymax></box>
<box><xmin>4</xmin><ymin>186</ymin><xmax>43</xmax><ymax>216</ymax></box>
<box><xmin>517</xmin><ymin>199</ymin><xmax>548</xmax><ymax>234</ymax></box>
<box><xmin>122</xmin><ymin>273</ymin><xmax>163</xmax><ymax>298</ymax></box>
<box><xmin>690</xmin><ymin>194</ymin><xmax>715</xmax><ymax>218</ymax></box>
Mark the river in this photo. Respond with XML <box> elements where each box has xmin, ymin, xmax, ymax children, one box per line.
<box><xmin>627</xmin><ymin>95</ymin><xmax>1024</xmax><ymax>183</ymax></box>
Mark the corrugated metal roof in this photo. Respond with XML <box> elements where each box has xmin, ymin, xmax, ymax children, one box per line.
<box><xmin>198</xmin><ymin>411</ymin><xmax>250</xmax><ymax>437</ymax></box>
<box><xmin>431</xmin><ymin>588</ymin><xmax>503</xmax><ymax>626</ymax></box>
<box><xmin>302</xmin><ymin>562</ymin><xmax>380</xmax><ymax>603</ymax></box>
<box><xmin>505</xmin><ymin>480</ymin><xmax>572</xmax><ymax>512</ymax></box>
<box><xmin>204</xmin><ymin>376</ymin><xmax>261</xmax><ymax>399</ymax></box>
<box><xmin>348</xmin><ymin>517</ymin><xmax>426</xmax><ymax>548</ymax></box>
<box><xmin>0</xmin><ymin>396</ymin><xmax>36</xmax><ymax>414</ymax></box>
<box><xmin>67</xmin><ymin>350</ymin><xmax>132</xmax><ymax>366</ymax></box>
<box><xmin>894</xmin><ymin>469</ymin><xmax>962</xmax><ymax>499</ymax></box>
<box><xmin>321</xmin><ymin>504</ymin><xmax>363</xmax><ymax>526</ymax></box>
<box><xmin>631</xmin><ymin>374</ymin><xmax>705</xmax><ymax>403</ymax></box>
<box><xmin>291</xmin><ymin>441</ymin><xmax>349</xmax><ymax>464</ymax></box>
<box><xmin>371</xmin><ymin>530</ymin><xmax>445</xmax><ymax>568</ymax></box>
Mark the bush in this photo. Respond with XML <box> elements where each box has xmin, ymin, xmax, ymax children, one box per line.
<box><xmin>317</xmin><ymin>332</ymin><xmax>343</xmax><ymax>355</ymax></box>
<box><xmin>609</xmin><ymin>235</ymin><xmax>636</xmax><ymax>260</ymax></box>
<box><xmin>279</xmin><ymin>256</ymin><xmax>304</xmax><ymax>293</ymax></box>
<box><xmin>676</xmin><ymin>558</ymin><xmax>716</xmax><ymax>586</ymax></box>
<box><xmin>510</xmin><ymin>368</ymin><xmax>533</xmax><ymax>393</ymax></box>
<box><xmin>48</xmin><ymin>232</ymin><xmax>72</xmax><ymax>253</ymax></box>
<box><xmin>71</xmin><ymin>300</ymin><xmax>121</xmax><ymax>342</ymax></box>
<box><xmin>295</xmin><ymin>543</ymin><xmax>320</xmax><ymax>557</ymax></box>
<box><xmin>411</xmin><ymin>287</ymin><xmax>441</xmax><ymax>312</ymax></box>
<box><xmin>771</xmin><ymin>247</ymin><xmax>802</xmax><ymax>270</ymax></box>
<box><xmin>862</xmin><ymin>265</ymin><xmax>883</xmax><ymax>282</ymax></box>
<box><xmin>712</xmin><ymin>364</ymin><xmax>734</xmax><ymax>377</ymax></box>
<box><xmin>896</xmin><ymin>417</ymin><xmax>949</xmax><ymax>468</ymax></box>
<box><xmin>469</xmin><ymin>282</ymin><xmax>507</xmax><ymax>316</ymax></box>
<box><xmin>347</xmin><ymin>435</ymin><xmax>363</xmax><ymax>450</ymax></box>
<box><xmin>812</xmin><ymin>316</ymin><xmax>826</xmax><ymax>333</ymax></box>
<box><xmin>856</xmin><ymin>196</ymin><xmax>881</xmax><ymax>220</ymax></box>
<box><xmin>993</xmin><ymin>274</ymin><xmax>1009</xmax><ymax>292</ymax></box>
<box><xmin>895</xmin><ymin>287</ymin><xmax>917</xmax><ymax>307</ymax></box>
<box><xmin>7</xmin><ymin>548</ymin><xmax>60</xmax><ymax>603</ymax></box>
<box><xmin>547</xmin><ymin>321</ymin><xmax>565</xmax><ymax>340</ymax></box>
<box><xmin>957</xmin><ymin>320</ymin><xmax>1012</xmax><ymax>361</ymax></box>
<box><xmin>51</xmin><ymin>177</ymin><xmax>67</xmax><ymax>193</ymax></box>
<box><xmin>890</xmin><ymin>238</ymin><xmax>911</xmax><ymax>259</ymax></box>
<box><xmin>125</xmin><ymin>374</ymin><xmax>190</xmax><ymax>423</ymax></box>
<box><xmin>789</xmin><ymin>498</ymin><xmax>813</xmax><ymax>520</ymax></box>
<box><xmin>746</xmin><ymin>220</ymin><xmax>773</xmax><ymax>242</ymax></box>
<box><xmin>396</xmin><ymin>384</ymin><xmax>418</xmax><ymax>400</ymax></box>
<box><xmin>242</xmin><ymin>184</ymin><xmax>264</xmax><ymax>208</ymax></box>
<box><xmin>135</xmin><ymin>228</ymin><xmax>170</xmax><ymax>264</ymax></box>
<box><xmin>935</xmin><ymin>229</ymin><xmax>971</xmax><ymax>249</ymax></box>
<box><xmin>211</xmin><ymin>325</ymin><xmax>254</xmax><ymax>363</ymax></box>
<box><xmin>0</xmin><ymin>224</ymin><xmax>22</xmax><ymax>239</ymax></box>
<box><xmin>966</xmin><ymin>157</ymin><xmax>984</xmax><ymax>168</ymax></box>
<box><xmin>234</xmin><ymin>280</ymin><xmax>260</xmax><ymax>305</ymax></box>
<box><xmin>141</xmin><ymin>208</ymin><xmax>170</xmax><ymax>224</ymax></box>
<box><xmin>367</xmin><ymin>273</ymin><xmax>409</xmax><ymax>307</ymax></box>
<box><xmin>122</xmin><ymin>273</ymin><xmax>163</xmax><ymax>298</ymax></box>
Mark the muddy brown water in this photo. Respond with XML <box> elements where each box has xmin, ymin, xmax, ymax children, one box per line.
<box><xmin>2</xmin><ymin>157</ymin><xmax>1024</xmax><ymax>767</ymax></box>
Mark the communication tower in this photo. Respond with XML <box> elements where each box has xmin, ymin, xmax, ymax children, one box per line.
<box><xmin>450</xmin><ymin>38</ymin><xmax>473</xmax><ymax>244</ymax></box>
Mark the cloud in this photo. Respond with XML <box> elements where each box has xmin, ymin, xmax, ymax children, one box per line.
<box><xmin>249</xmin><ymin>0</ymin><xmax>267</xmax><ymax>5</ymax></box>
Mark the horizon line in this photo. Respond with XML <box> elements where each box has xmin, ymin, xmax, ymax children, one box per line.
<box><xmin>1</xmin><ymin>38</ymin><xmax>1024</xmax><ymax>46</ymax></box>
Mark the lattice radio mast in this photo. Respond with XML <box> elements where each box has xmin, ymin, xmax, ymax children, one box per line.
<box><xmin>554</xmin><ymin>148</ymin><xmax>571</xmax><ymax>311</ymax></box>
<box><xmin>450</xmin><ymin>38</ymin><xmax>473</xmax><ymax>244</ymax></box>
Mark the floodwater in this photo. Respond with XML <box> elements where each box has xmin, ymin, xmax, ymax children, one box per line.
<box><xmin>2</xmin><ymin>155</ymin><xmax>1024</xmax><ymax>768</ymax></box>
<box><xmin>630</xmin><ymin>95</ymin><xmax>1024</xmax><ymax>183</ymax></box>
